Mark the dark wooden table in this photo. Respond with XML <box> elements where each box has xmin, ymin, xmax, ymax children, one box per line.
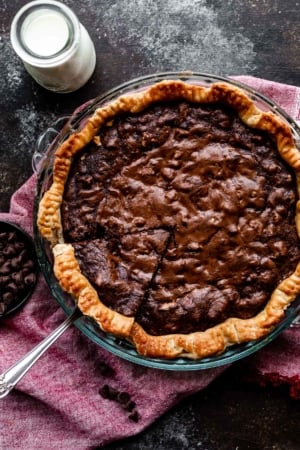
<box><xmin>1</xmin><ymin>1</ymin><xmax>299</xmax><ymax>448</ymax></box>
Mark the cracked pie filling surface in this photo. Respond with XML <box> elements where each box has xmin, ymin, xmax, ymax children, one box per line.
<box><xmin>38</xmin><ymin>80</ymin><xmax>300</xmax><ymax>359</ymax></box>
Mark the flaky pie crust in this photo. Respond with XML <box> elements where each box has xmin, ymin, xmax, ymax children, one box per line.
<box><xmin>38</xmin><ymin>80</ymin><xmax>300</xmax><ymax>359</ymax></box>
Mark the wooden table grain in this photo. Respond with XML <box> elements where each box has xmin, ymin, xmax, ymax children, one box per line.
<box><xmin>1</xmin><ymin>1</ymin><xmax>299</xmax><ymax>449</ymax></box>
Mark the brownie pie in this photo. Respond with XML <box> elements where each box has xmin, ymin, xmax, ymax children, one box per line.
<box><xmin>38</xmin><ymin>80</ymin><xmax>300</xmax><ymax>359</ymax></box>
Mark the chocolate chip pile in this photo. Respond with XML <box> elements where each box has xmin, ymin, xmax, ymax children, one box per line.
<box><xmin>0</xmin><ymin>226</ymin><xmax>37</xmax><ymax>315</ymax></box>
<box><xmin>99</xmin><ymin>384</ymin><xmax>140</xmax><ymax>422</ymax></box>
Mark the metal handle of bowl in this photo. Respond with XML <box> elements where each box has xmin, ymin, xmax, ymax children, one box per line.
<box><xmin>0</xmin><ymin>308</ymin><xmax>81</xmax><ymax>399</ymax></box>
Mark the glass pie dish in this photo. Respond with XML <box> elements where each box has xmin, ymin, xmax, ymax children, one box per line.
<box><xmin>33</xmin><ymin>72</ymin><xmax>300</xmax><ymax>370</ymax></box>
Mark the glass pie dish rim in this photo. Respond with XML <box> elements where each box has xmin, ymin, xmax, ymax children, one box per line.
<box><xmin>33</xmin><ymin>71</ymin><xmax>300</xmax><ymax>371</ymax></box>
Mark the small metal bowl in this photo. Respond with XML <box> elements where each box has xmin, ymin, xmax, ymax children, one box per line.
<box><xmin>0</xmin><ymin>220</ymin><xmax>38</xmax><ymax>318</ymax></box>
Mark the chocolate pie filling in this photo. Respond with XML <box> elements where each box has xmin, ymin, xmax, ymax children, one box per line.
<box><xmin>61</xmin><ymin>101</ymin><xmax>300</xmax><ymax>336</ymax></box>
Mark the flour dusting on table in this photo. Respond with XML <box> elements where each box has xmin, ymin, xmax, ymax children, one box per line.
<box><xmin>99</xmin><ymin>0</ymin><xmax>256</xmax><ymax>74</ymax></box>
<box><xmin>13</xmin><ymin>104</ymin><xmax>57</xmax><ymax>156</ymax></box>
<box><xmin>0</xmin><ymin>37</ymin><xmax>24</xmax><ymax>91</ymax></box>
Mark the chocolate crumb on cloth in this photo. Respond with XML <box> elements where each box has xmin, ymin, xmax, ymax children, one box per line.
<box><xmin>99</xmin><ymin>384</ymin><xmax>140</xmax><ymax>421</ymax></box>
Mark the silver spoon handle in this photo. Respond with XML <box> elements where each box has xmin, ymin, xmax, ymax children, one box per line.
<box><xmin>0</xmin><ymin>308</ymin><xmax>81</xmax><ymax>399</ymax></box>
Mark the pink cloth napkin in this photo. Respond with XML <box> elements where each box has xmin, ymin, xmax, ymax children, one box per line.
<box><xmin>0</xmin><ymin>76</ymin><xmax>299</xmax><ymax>450</ymax></box>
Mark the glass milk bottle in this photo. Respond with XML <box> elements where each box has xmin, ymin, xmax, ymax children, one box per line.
<box><xmin>10</xmin><ymin>0</ymin><xmax>96</xmax><ymax>92</ymax></box>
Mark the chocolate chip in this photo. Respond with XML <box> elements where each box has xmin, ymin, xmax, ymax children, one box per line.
<box><xmin>6</xmin><ymin>232</ymin><xmax>16</xmax><ymax>243</ymax></box>
<box><xmin>117</xmin><ymin>391</ymin><xmax>131</xmax><ymax>405</ymax></box>
<box><xmin>0</xmin><ymin>262</ymin><xmax>11</xmax><ymax>275</ymax></box>
<box><xmin>24</xmin><ymin>273</ymin><xmax>36</xmax><ymax>286</ymax></box>
<box><xmin>97</xmin><ymin>362</ymin><xmax>115</xmax><ymax>377</ymax></box>
<box><xmin>128</xmin><ymin>411</ymin><xmax>139</xmax><ymax>422</ymax></box>
<box><xmin>99</xmin><ymin>384</ymin><xmax>110</xmax><ymax>399</ymax></box>
<box><xmin>10</xmin><ymin>258</ymin><xmax>20</xmax><ymax>271</ymax></box>
<box><xmin>0</xmin><ymin>303</ymin><xmax>7</xmax><ymax>314</ymax></box>
<box><xmin>99</xmin><ymin>384</ymin><xmax>118</xmax><ymax>400</ymax></box>
<box><xmin>3</xmin><ymin>245</ymin><xmax>16</xmax><ymax>257</ymax></box>
<box><xmin>17</xmin><ymin>249</ymin><xmax>28</xmax><ymax>264</ymax></box>
<box><xmin>11</xmin><ymin>272</ymin><xmax>23</xmax><ymax>285</ymax></box>
<box><xmin>14</xmin><ymin>241</ymin><xmax>25</xmax><ymax>252</ymax></box>
<box><xmin>0</xmin><ymin>275</ymin><xmax>9</xmax><ymax>286</ymax></box>
<box><xmin>23</xmin><ymin>259</ymin><xmax>35</xmax><ymax>270</ymax></box>
<box><xmin>1</xmin><ymin>292</ymin><xmax>14</xmax><ymax>307</ymax></box>
<box><xmin>123</xmin><ymin>400</ymin><xmax>136</xmax><ymax>412</ymax></box>
<box><xmin>6</xmin><ymin>282</ymin><xmax>18</xmax><ymax>294</ymax></box>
